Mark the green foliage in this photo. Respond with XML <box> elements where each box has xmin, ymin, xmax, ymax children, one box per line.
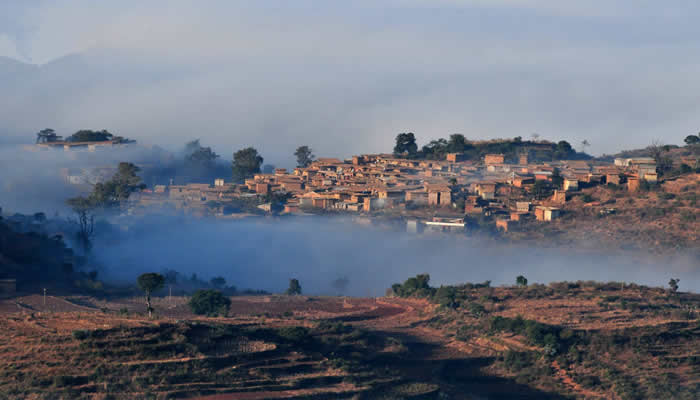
<box><xmin>668</xmin><ymin>278</ymin><xmax>679</xmax><ymax>293</ymax></box>
<box><xmin>467</xmin><ymin>302</ymin><xmax>486</xmax><ymax>318</ymax></box>
<box><xmin>420</xmin><ymin>138</ymin><xmax>449</xmax><ymax>160</ymax></box>
<box><xmin>393</xmin><ymin>132</ymin><xmax>418</xmax><ymax>158</ymax></box>
<box><xmin>391</xmin><ymin>274</ymin><xmax>433</xmax><ymax>298</ymax></box>
<box><xmin>276</xmin><ymin>326</ymin><xmax>311</xmax><ymax>344</ymax></box>
<box><xmin>433</xmin><ymin>286</ymin><xmax>458</xmax><ymax>308</ymax></box>
<box><xmin>67</xmin><ymin>129</ymin><xmax>114</xmax><ymax>142</ymax></box>
<box><xmin>188</xmin><ymin>289</ymin><xmax>231</xmax><ymax>316</ymax></box>
<box><xmin>532</xmin><ymin>180</ymin><xmax>553</xmax><ymax>199</ymax></box>
<box><xmin>503</xmin><ymin>350</ymin><xmax>537</xmax><ymax>371</ymax></box>
<box><xmin>35</xmin><ymin>128</ymin><xmax>62</xmax><ymax>143</ymax></box>
<box><xmin>137</xmin><ymin>273</ymin><xmax>165</xmax><ymax>295</ymax></box>
<box><xmin>490</xmin><ymin>316</ymin><xmax>570</xmax><ymax>353</ymax></box>
<box><xmin>516</xmin><ymin>275</ymin><xmax>528</xmax><ymax>287</ymax></box>
<box><xmin>65</xmin><ymin>129</ymin><xmax>133</xmax><ymax>143</ymax></box>
<box><xmin>68</xmin><ymin>162</ymin><xmax>146</xmax><ymax>211</ymax></box>
<box><xmin>232</xmin><ymin>147</ymin><xmax>263</xmax><ymax>183</ymax></box>
<box><xmin>294</xmin><ymin>145</ymin><xmax>315</xmax><ymax>168</ymax></box>
<box><xmin>553</xmin><ymin>140</ymin><xmax>574</xmax><ymax>159</ymax></box>
<box><xmin>683</xmin><ymin>134</ymin><xmax>700</xmax><ymax>145</ymax></box>
<box><xmin>286</xmin><ymin>278</ymin><xmax>302</xmax><ymax>295</ymax></box>
<box><xmin>184</xmin><ymin>139</ymin><xmax>219</xmax><ymax>166</ymax></box>
<box><xmin>72</xmin><ymin>330</ymin><xmax>90</xmax><ymax>340</ymax></box>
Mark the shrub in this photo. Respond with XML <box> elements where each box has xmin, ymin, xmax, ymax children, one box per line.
<box><xmin>188</xmin><ymin>290</ymin><xmax>231</xmax><ymax>316</ymax></box>
<box><xmin>72</xmin><ymin>330</ymin><xmax>90</xmax><ymax>340</ymax></box>
<box><xmin>277</xmin><ymin>326</ymin><xmax>312</xmax><ymax>344</ymax></box>
<box><xmin>391</xmin><ymin>274</ymin><xmax>434</xmax><ymax>298</ymax></box>
<box><xmin>433</xmin><ymin>286</ymin><xmax>459</xmax><ymax>308</ymax></box>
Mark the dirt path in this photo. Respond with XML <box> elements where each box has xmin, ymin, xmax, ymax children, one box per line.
<box><xmin>551</xmin><ymin>360</ymin><xmax>606</xmax><ymax>399</ymax></box>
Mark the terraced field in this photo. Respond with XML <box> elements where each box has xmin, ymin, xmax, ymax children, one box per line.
<box><xmin>1</xmin><ymin>282</ymin><xmax>698</xmax><ymax>399</ymax></box>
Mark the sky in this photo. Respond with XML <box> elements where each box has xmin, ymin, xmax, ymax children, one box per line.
<box><xmin>1</xmin><ymin>0</ymin><xmax>699</xmax><ymax>166</ymax></box>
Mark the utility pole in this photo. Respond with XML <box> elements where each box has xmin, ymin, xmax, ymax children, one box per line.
<box><xmin>43</xmin><ymin>288</ymin><xmax>46</xmax><ymax>306</ymax></box>
<box><xmin>169</xmin><ymin>285</ymin><xmax>172</xmax><ymax>303</ymax></box>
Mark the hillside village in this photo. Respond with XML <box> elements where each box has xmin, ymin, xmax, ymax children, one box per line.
<box><xmin>125</xmin><ymin>140</ymin><xmax>698</xmax><ymax>250</ymax></box>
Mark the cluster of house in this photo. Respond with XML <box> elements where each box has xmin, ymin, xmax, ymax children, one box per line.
<box><xmin>128</xmin><ymin>151</ymin><xmax>666</xmax><ymax>232</ymax></box>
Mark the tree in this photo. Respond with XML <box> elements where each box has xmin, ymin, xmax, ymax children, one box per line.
<box><xmin>551</xmin><ymin>168</ymin><xmax>564</xmax><ymax>188</ymax></box>
<box><xmin>188</xmin><ymin>289</ymin><xmax>231</xmax><ymax>316</ymax></box>
<box><xmin>137</xmin><ymin>273</ymin><xmax>165</xmax><ymax>318</ymax></box>
<box><xmin>553</xmin><ymin>141</ymin><xmax>574</xmax><ymax>159</ymax></box>
<box><xmin>647</xmin><ymin>140</ymin><xmax>665</xmax><ymax>163</ymax></box>
<box><xmin>393</xmin><ymin>133</ymin><xmax>418</xmax><ymax>158</ymax></box>
<box><xmin>67</xmin><ymin>129</ymin><xmax>114</xmax><ymax>142</ymax></box>
<box><xmin>87</xmin><ymin>162</ymin><xmax>146</xmax><ymax>208</ymax></box>
<box><xmin>232</xmin><ymin>147</ymin><xmax>263</xmax><ymax>183</ymax></box>
<box><xmin>294</xmin><ymin>145</ymin><xmax>315</xmax><ymax>168</ymax></box>
<box><xmin>35</xmin><ymin>128</ymin><xmax>62</xmax><ymax>143</ymax></box>
<box><xmin>532</xmin><ymin>180</ymin><xmax>553</xmax><ymax>199</ymax></box>
<box><xmin>210</xmin><ymin>276</ymin><xmax>226</xmax><ymax>289</ymax></box>
<box><xmin>684</xmin><ymin>134</ymin><xmax>700</xmax><ymax>146</ymax></box>
<box><xmin>580</xmin><ymin>139</ymin><xmax>590</xmax><ymax>153</ymax></box>
<box><xmin>516</xmin><ymin>275</ymin><xmax>528</xmax><ymax>287</ymax></box>
<box><xmin>668</xmin><ymin>278</ymin><xmax>679</xmax><ymax>293</ymax></box>
<box><xmin>434</xmin><ymin>286</ymin><xmax>458</xmax><ymax>309</ymax></box>
<box><xmin>286</xmin><ymin>278</ymin><xmax>302</xmax><ymax>295</ymax></box>
<box><xmin>447</xmin><ymin>134</ymin><xmax>468</xmax><ymax>153</ymax></box>
<box><xmin>184</xmin><ymin>139</ymin><xmax>219</xmax><ymax>166</ymax></box>
<box><xmin>648</xmin><ymin>140</ymin><xmax>674</xmax><ymax>176</ymax></box>
<box><xmin>421</xmin><ymin>138</ymin><xmax>449</xmax><ymax>160</ymax></box>
<box><xmin>66</xmin><ymin>196</ymin><xmax>95</xmax><ymax>253</ymax></box>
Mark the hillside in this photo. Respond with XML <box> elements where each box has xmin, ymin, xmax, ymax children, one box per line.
<box><xmin>507</xmin><ymin>173</ymin><xmax>699</xmax><ymax>253</ymax></box>
<box><xmin>1</xmin><ymin>278</ymin><xmax>697</xmax><ymax>399</ymax></box>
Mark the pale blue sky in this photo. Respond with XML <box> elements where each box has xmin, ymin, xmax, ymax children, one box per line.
<box><xmin>1</xmin><ymin>0</ymin><xmax>699</xmax><ymax>162</ymax></box>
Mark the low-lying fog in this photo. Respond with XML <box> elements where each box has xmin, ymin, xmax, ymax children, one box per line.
<box><xmin>95</xmin><ymin>216</ymin><xmax>700</xmax><ymax>296</ymax></box>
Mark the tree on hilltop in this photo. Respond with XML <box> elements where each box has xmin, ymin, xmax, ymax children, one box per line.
<box><xmin>393</xmin><ymin>133</ymin><xmax>418</xmax><ymax>158</ymax></box>
<box><xmin>35</xmin><ymin>128</ymin><xmax>62</xmax><ymax>143</ymax></box>
<box><xmin>232</xmin><ymin>147</ymin><xmax>263</xmax><ymax>183</ymax></box>
<box><xmin>516</xmin><ymin>275</ymin><xmax>528</xmax><ymax>287</ymax></box>
<box><xmin>137</xmin><ymin>273</ymin><xmax>165</xmax><ymax>318</ymax></box>
<box><xmin>294</xmin><ymin>145</ymin><xmax>315</xmax><ymax>168</ymax></box>
<box><xmin>286</xmin><ymin>278</ymin><xmax>302</xmax><ymax>295</ymax></box>
<box><xmin>684</xmin><ymin>134</ymin><xmax>700</xmax><ymax>146</ymax></box>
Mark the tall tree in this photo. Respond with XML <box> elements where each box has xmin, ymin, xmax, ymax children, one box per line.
<box><xmin>286</xmin><ymin>279</ymin><xmax>302</xmax><ymax>295</ymax></box>
<box><xmin>294</xmin><ymin>145</ymin><xmax>315</xmax><ymax>168</ymax></box>
<box><xmin>65</xmin><ymin>196</ymin><xmax>95</xmax><ymax>253</ymax></box>
<box><xmin>393</xmin><ymin>133</ymin><xmax>418</xmax><ymax>158</ymax></box>
<box><xmin>232</xmin><ymin>147</ymin><xmax>263</xmax><ymax>183</ymax></box>
<box><xmin>447</xmin><ymin>134</ymin><xmax>468</xmax><ymax>153</ymax></box>
<box><xmin>35</xmin><ymin>128</ymin><xmax>62</xmax><ymax>143</ymax></box>
<box><xmin>185</xmin><ymin>141</ymin><xmax>219</xmax><ymax>166</ymax></box>
<box><xmin>137</xmin><ymin>273</ymin><xmax>165</xmax><ymax>318</ymax></box>
<box><xmin>421</xmin><ymin>138</ymin><xmax>448</xmax><ymax>160</ymax></box>
<box><xmin>91</xmin><ymin>162</ymin><xmax>146</xmax><ymax>207</ymax></box>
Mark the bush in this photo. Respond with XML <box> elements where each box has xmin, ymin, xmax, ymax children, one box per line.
<box><xmin>391</xmin><ymin>274</ymin><xmax>434</xmax><ymax>298</ymax></box>
<box><xmin>72</xmin><ymin>330</ymin><xmax>90</xmax><ymax>340</ymax></box>
<box><xmin>433</xmin><ymin>286</ymin><xmax>459</xmax><ymax>308</ymax></box>
<box><xmin>188</xmin><ymin>290</ymin><xmax>231</xmax><ymax>316</ymax></box>
<box><xmin>277</xmin><ymin>326</ymin><xmax>312</xmax><ymax>344</ymax></box>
